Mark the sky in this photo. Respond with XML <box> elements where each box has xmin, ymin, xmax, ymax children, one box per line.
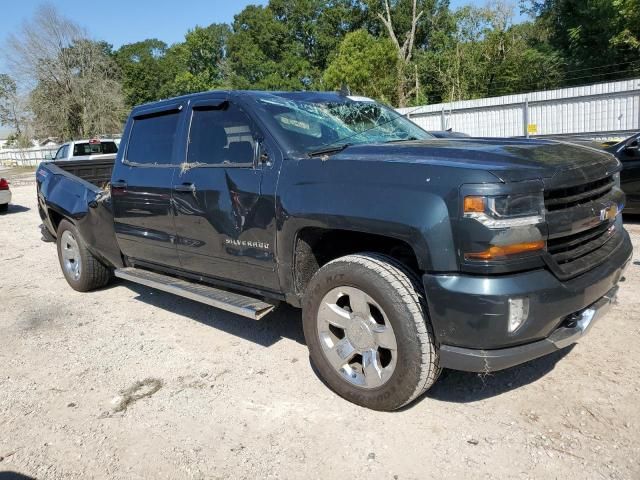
<box><xmin>1</xmin><ymin>0</ymin><xmax>490</xmax><ymax>68</ymax></box>
<box><xmin>0</xmin><ymin>0</ymin><xmax>502</xmax><ymax>137</ymax></box>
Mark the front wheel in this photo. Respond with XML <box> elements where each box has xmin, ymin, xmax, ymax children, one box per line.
<box><xmin>56</xmin><ymin>219</ymin><xmax>112</xmax><ymax>292</ymax></box>
<box><xmin>302</xmin><ymin>253</ymin><xmax>440</xmax><ymax>411</ymax></box>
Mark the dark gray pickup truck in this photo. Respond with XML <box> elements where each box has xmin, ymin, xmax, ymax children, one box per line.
<box><xmin>36</xmin><ymin>91</ymin><xmax>632</xmax><ymax>410</ymax></box>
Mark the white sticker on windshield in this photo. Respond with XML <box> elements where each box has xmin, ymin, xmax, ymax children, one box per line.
<box><xmin>347</xmin><ymin>95</ymin><xmax>376</xmax><ymax>103</ymax></box>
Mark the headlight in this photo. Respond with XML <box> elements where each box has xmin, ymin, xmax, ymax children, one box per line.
<box><xmin>463</xmin><ymin>192</ymin><xmax>544</xmax><ymax>229</ymax></box>
<box><xmin>462</xmin><ymin>191</ymin><xmax>546</xmax><ymax>262</ymax></box>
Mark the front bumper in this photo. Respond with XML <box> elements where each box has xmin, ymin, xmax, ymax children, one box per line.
<box><xmin>423</xmin><ymin>229</ymin><xmax>632</xmax><ymax>372</ymax></box>
<box><xmin>439</xmin><ymin>286</ymin><xmax>618</xmax><ymax>372</ymax></box>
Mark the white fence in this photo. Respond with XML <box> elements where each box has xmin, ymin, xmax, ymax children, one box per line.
<box><xmin>398</xmin><ymin>78</ymin><xmax>640</xmax><ymax>140</ymax></box>
<box><xmin>0</xmin><ymin>145</ymin><xmax>59</xmax><ymax>167</ymax></box>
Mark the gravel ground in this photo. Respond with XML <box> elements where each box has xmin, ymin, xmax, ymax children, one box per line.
<box><xmin>1</xmin><ymin>181</ymin><xmax>640</xmax><ymax>480</ymax></box>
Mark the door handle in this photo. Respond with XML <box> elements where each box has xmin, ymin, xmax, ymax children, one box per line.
<box><xmin>111</xmin><ymin>180</ymin><xmax>127</xmax><ymax>189</ymax></box>
<box><xmin>174</xmin><ymin>183</ymin><xmax>196</xmax><ymax>193</ymax></box>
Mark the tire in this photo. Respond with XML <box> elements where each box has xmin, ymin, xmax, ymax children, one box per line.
<box><xmin>302</xmin><ymin>252</ymin><xmax>440</xmax><ymax>411</ymax></box>
<box><xmin>0</xmin><ymin>203</ymin><xmax>8</xmax><ymax>213</ymax></box>
<box><xmin>56</xmin><ymin>219</ymin><xmax>112</xmax><ymax>292</ymax></box>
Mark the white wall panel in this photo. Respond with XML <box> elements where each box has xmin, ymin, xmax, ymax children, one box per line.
<box><xmin>399</xmin><ymin>78</ymin><xmax>640</xmax><ymax>138</ymax></box>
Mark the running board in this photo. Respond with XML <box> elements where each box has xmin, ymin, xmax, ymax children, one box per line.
<box><xmin>114</xmin><ymin>267</ymin><xmax>276</xmax><ymax>320</ymax></box>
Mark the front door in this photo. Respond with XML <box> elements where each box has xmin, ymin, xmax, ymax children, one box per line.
<box><xmin>172</xmin><ymin>98</ymin><xmax>279</xmax><ymax>290</ymax></box>
<box><xmin>112</xmin><ymin>103</ymin><xmax>184</xmax><ymax>268</ymax></box>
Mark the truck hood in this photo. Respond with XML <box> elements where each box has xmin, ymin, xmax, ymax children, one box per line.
<box><xmin>334</xmin><ymin>138</ymin><xmax>620</xmax><ymax>183</ymax></box>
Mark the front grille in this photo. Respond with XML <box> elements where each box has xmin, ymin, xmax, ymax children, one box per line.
<box><xmin>543</xmin><ymin>173</ymin><xmax>622</xmax><ymax>279</ymax></box>
<box><xmin>544</xmin><ymin>175</ymin><xmax>614</xmax><ymax>211</ymax></box>
<box><xmin>547</xmin><ymin>222</ymin><xmax>615</xmax><ymax>265</ymax></box>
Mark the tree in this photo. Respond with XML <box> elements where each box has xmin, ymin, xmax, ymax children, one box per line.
<box><xmin>323</xmin><ymin>30</ymin><xmax>398</xmax><ymax>102</ymax></box>
<box><xmin>228</xmin><ymin>4</ymin><xmax>316</xmax><ymax>90</ymax></box>
<box><xmin>524</xmin><ymin>0</ymin><xmax>640</xmax><ymax>82</ymax></box>
<box><xmin>376</xmin><ymin>0</ymin><xmax>424</xmax><ymax>106</ymax></box>
<box><xmin>161</xmin><ymin>23</ymin><xmax>231</xmax><ymax>97</ymax></box>
<box><xmin>115</xmin><ymin>39</ymin><xmax>173</xmax><ymax>107</ymax></box>
<box><xmin>0</xmin><ymin>74</ymin><xmax>30</xmax><ymax>141</ymax></box>
<box><xmin>4</xmin><ymin>4</ymin><xmax>126</xmax><ymax>139</ymax></box>
<box><xmin>419</xmin><ymin>3</ymin><xmax>562</xmax><ymax>102</ymax></box>
<box><xmin>227</xmin><ymin>0</ymin><xmax>371</xmax><ymax>91</ymax></box>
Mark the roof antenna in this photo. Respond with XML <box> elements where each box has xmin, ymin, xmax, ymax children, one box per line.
<box><xmin>339</xmin><ymin>83</ymin><xmax>351</xmax><ymax>96</ymax></box>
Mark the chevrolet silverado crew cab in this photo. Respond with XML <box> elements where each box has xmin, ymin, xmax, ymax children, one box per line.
<box><xmin>36</xmin><ymin>91</ymin><xmax>632</xmax><ymax>411</ymax></box>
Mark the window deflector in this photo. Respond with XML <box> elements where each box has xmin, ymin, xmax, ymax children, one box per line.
<box><xmin>133</xmin><ymin>102</ymin><xmax>182</xmax><ymax>120</ymax></box>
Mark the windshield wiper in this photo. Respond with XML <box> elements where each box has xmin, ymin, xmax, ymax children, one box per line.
<box><xmin>307</xmin><ymin>143</ymin><xmax>352</xmax><ymax>158</ymax></box>
<box><xmin>384</xmin><ymin>137</ymin><xmax>419</xmax><ymax>143</ymax></box>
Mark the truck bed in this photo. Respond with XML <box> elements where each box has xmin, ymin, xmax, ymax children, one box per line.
<box><xmin>36</xmin><ymin>158</ymin><xmax>123</xmax><ymax>269</ymax></box>
<box><xmin>48</xmin><ymin>158</ymin><xmax>115</xmax><ymax>189</ymax></box>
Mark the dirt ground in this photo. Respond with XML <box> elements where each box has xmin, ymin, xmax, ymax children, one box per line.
<box><xmin>1</xmin><ymin>179</ymin><xmax>639</xmax><ymax>480</ymax></box>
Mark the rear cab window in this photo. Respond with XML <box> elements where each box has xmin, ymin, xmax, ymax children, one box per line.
<box><xmin>73</xmin><ymin>141</ymin><xmax>118</xmax><ymax>156</ymax></box>
<box><xmin>125</xmin><ymin>109</ymin><xmax>181</xmax><ymax>166</ymax></box>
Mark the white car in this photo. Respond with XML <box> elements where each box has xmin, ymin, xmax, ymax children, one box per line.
<box><xmin>0</xmin><ymin>178</ymin><xmax>11</xmax><ymax>213</ymax></box>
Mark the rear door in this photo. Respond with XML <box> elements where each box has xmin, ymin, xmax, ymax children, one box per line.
<box><xmin>111</xmin><ymin>102</ymin><xmax>185</xmax><ymax>268</ymax></box>
<box><xmin>171</xmin><ymin>96</ymin><xmax>280</xmax><ymax>290</ymax></box>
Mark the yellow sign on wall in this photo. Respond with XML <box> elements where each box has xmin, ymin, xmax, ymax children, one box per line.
<box><xmin>527</xmin><ymin>123</ymin><xmax>538</xmax><ymax>134</ymax></box>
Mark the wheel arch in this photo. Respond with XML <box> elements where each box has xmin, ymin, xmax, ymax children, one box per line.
<box><xmin>289</xmin><ymin>226</ymin><xmax>424</xmax><ymax>303</ymax></box>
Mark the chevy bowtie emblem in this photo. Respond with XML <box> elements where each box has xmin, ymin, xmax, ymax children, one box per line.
<box><xmin>599</xmin><ymin>204</ymin><xmax>618</xmax><ymax>221</ymax></box>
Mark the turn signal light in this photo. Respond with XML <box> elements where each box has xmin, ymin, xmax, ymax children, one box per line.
<box><xmin>463</xmin><ymin>196</ymin><xmax>485</xmax><ymax>213</ymax></box>
<box><xmin>465</xmin><ymin>240</ymin><xmax>545</xmax><ymax>260</ymax></box>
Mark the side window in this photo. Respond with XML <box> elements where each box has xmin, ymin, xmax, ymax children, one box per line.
<box><xmin>126</xmin><ymin>111</ymin><xmax>180</xmax><ymax>165</ymax></box>
<box><xmin>54</xmin><ymin>145</ymin><xmax>67</xmax><ymax>160</ymax></box>
<box><xmin>187</xmin><ymin>104</ymin><xmax>256</xmax><ymax>166</ymax></box>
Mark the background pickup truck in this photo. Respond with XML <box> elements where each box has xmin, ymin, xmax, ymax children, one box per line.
<box><xmin>44</xmin><ymin>138</ymin><xmax>119</xmax><ymax>186</ymax></box>
<box><xmin>36</xmin><ymin>91</ymin><xmax>632</xmax><ymax>411</ymax></box>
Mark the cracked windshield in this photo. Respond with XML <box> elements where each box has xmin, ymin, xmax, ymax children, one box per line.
<box><xmin>258</xmin><ymin>96</ymin><xmax>432</xmax><ymax>155</ymax></box>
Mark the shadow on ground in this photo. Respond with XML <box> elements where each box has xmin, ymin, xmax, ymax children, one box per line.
<box><xmin>423</xmin><ymin>346</ymin><xmax>574</xmax><ymax>404</ymax></box>
<box><xmin>0</xmin><ymin>204</ymin><xmax>30</xmax><ymax>215</ymax></box>
<box><xmin>0</xmin><ymin>473</ymin><xmax>36</xmax><ymax>480</ymax></box>
<box><xmin>124</xmin><ymin>281</ymin><xmax>305</xmax><ymax>347</ymax></box>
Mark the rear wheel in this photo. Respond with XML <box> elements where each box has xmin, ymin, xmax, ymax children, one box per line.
<box><xmin>303</xmin><ymin>253</ymin><xmax>440</xmax><ymax>411</ymax></box>
<box><xmin>0</xmin><ymin>203</ymin><xmax>8</xmax><ymax>213</ymax></box>
<box><xmin>56</xmin><ymin>219</ymin><xmax>111</xmax><ymax>292</ymax></box>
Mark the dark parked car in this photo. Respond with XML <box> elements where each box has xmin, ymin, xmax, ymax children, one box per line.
<box><xmin>606</xmin><ymin>133</ymin><xmax>640</xmax><ymax>214</ymax></box>
<box><xmin>553</xmin><ymin>133</ymin><xmax>640</xmax><ymax>214</ymax></box>
<box><xmin>36</xmin><ymin>91</ymin><xmax>631</xmax><ymax>410</ymax></box>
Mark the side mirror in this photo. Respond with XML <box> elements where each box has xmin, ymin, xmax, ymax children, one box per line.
<box><xmin>258</xmin><ymin>143</ymin><xmax>271</xmax><ymax>167</ymax></box>
<box><xmin>44</xmin><ymin>153</ymin><xmax>53</xmax><ymax>160</ymax></box>
<box><xmin>625</xmin><ymin>141</ymin><xmax>640</xmax><ymax>158</ymax></box>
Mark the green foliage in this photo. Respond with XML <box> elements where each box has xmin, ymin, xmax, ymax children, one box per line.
<box><xmin>115</xmin><ymin>24</ymin><xmax>230</xmax><ymax>107</ymax></box>
<box><xmin>114</xmin><ymin>39</ymin><xmax>173</xmax><ymax>107</ymax></box>
<box><xmin>324</xmin><ymin>30</ymin><xmax>398</xmax><ymax>103</ymax></box>
<box><xmin>526</xmin><ymin>0</ymin><xmax>640</xmax><ymax>81</ymax></box>
<box><xmin>161</xmin><ymin>23</ymin><xmax>231</xmax><ymax>97</ymax></box>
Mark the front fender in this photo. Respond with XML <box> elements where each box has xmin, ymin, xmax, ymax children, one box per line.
<box><xmin>275</xmin><ymin>158</ymin><xmax>472</xmax><ymax>296</ymax></box>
